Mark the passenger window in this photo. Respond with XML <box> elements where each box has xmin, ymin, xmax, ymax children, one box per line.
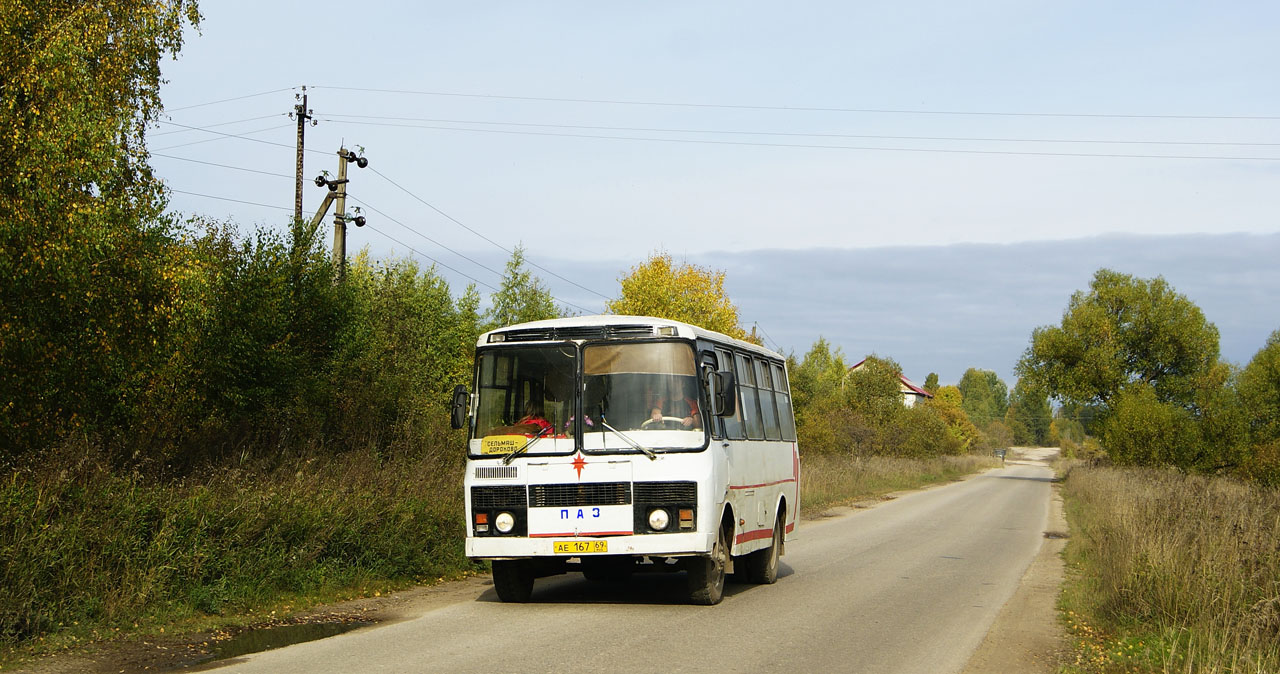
<box><xmin>773</xmin><ymin>363</ymin><xmax>797</xmax><ymax>441</ymax></box>
<box><xmin>757</xmin><ymin>360</ymin><xmax>781</xmax><ymax>441</ymax></box>
<box><xmin>736</xmin><ymin>353</ymin><xmax>763</xmax><ymax>440</ymax></box>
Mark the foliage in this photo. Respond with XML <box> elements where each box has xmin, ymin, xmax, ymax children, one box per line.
<box><xmin>1238</xmin><ymin>329</ymin><xmax>1280</xmax><ymax>444</ymax></box>
<box><xmin>924</xmin><ymin>385</ymin><xmax>986</xmax><ymax>453</ymax></box>
<box><xmin>843</xmin><ymin>355</ymin><xmax>906</xmax><ymax>429</ymax></box>
<box><xmin>1005</xmin><ymin>381</ymin><xmax>1052</xmax><ymax>446</ymax></box>
<box><xmin>0</xmin><ymin>0</ymin><xmax>201</xmax><ymax>456</ymax></box>
<box><xmin>957</xmin><ymin>368</ymin><xmax>1008</xmax><ymax>427</ymax></box>
<box><xmin>0</xmin><ymin>444</ymin><xmax>475</xmax><ymax>645</ymax></box>
<box><xmin>606</xmin><ymin>251</ymin><xmax>751</xmax><ymax>340</ymax></box>
<box><xmin>482</xmin><ymin>245</ymin><xmax>563</xmax><ymax>330</ymax></box>
<box><xmin>1016</xmin><ymin>268</ymin><xmax>1221</xmax><ymax>410</ymax></box>
<box><xmin>923</xmin><ymin>372</ymin><xmax>939</xmax><ymax>395</ymax></box>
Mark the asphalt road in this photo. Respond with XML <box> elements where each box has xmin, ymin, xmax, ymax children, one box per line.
<box><xmin>210</xmin><ymin>455</ymin><xmax>1055</xmax><ymax>674</ymax></box>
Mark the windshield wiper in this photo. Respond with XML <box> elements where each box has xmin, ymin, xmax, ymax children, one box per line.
<box><xmin>598</xmin><ymin>417</ymin><xmax>657</xmax><ymax>460</ymax></box>
<box><xmin>502</xmin><ymin>424</ymin><xmax>553</xmax><ymax>465</ymax></box>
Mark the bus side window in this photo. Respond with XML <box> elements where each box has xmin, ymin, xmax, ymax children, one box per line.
<box><xmin>717</xmin><ymin>348</ymin><xmax>745</xmax><ymax>440</ymax></box>
<box><xmin>774</xmin><ymin>362</ymin><xmax>798</xmax><ymax>441</ymax></box>
<box><xmin>736</xmin><ymin>353</ymin><xmax>764</xmax><ymax>440</ymax></box>
<box><xmin>757</xmin><ymin>359</ymin><xmax>782</xmax><ymax>441</ymax></box>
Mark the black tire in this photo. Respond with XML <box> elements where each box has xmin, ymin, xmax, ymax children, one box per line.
<box><xmin>745</xmin><ymin>511</ymin><xmax>783</xmax><ymax>584</ymax></box>
<box><xmin>687</xmin><ymin>521</ymin><xmax>730</xmax><ymax>605</ymax></box>
<box><xmin>492</xmin><ymin>560</ymin><xmax>534</xmax><ymax>602</ymax></box>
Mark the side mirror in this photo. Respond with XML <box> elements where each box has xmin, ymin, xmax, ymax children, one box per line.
<box><xmin>708</xmin><ymin>370</ymin><xmax>737</xmax><ymax>417</ymax></box>
<box><xmin>450</xmin><ymin>385</ymin><xmax>469</xmax><ymax>430</ymax></box>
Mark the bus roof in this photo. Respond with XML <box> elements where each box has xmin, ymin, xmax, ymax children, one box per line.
<box><xmin>477</xmin><ymin>315</ymin><xmax>785</xmax><ymax>361</ymax></box>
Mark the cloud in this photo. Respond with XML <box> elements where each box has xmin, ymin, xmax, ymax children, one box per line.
<box><xmin>419</xmin><ymin>233</ymin><xmax>1279</xmax><ymax>388</ymax></box>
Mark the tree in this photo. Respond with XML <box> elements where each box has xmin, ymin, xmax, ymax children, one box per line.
<box><xmin>923</xmin><ymin>373</ymin><xmax>939</xmax><ymax>395</ymax></box>
<box><xmin>483</xmin><ymin>246</ymin><xmax>563</xmax><ymax>330</ymax></box>
<box><xmin>1</xmin><ymin>1</ymin><xmax>201</xmax><ymax>455</ymax></box>
<box><xmin>1005</xmin><ymin>381</ymin><xmax>1051</xmax><ymax>446</ymax></box>
<box><xmin>1016</xmin><ymin>269</ymin><xmax>1221</xmax><ymax>411</ymax></box>
<box><xmin>957</xmin><ymin>368</ymin><xmax>1009</xmax><ymax>427</ymax></box>
<box><xmin>606</xmin><ymin>252</ymin><xmax>751</xmax><ymax>340</ymax></box>
<box><xmin>1238</xmin><ymin>330</ymin><xmax>1280</xmax><ymax>444</ymax></box>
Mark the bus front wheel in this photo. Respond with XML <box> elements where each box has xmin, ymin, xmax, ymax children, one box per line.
<box><xmin>492</xmin><ymin>560</ymin><xmax>534</xmax><ymax>602</ymax></box>
<box><xmin>687</xmin><ymin>523</ymin><xmax>730</xmax><ymax>605</ymax></box>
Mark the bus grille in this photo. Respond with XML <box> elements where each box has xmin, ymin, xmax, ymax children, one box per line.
<box><xmin>474</xmin><ymin>466</ymin><xmax>519</xmax><ymax>480</ymax></box>
<box><xmin>634</xmin><ymin>481</ymin><xmax>697</xmax><ymax>504</ymax></box>
<box><xmin>471</xmin><ymin>485</ymin><xmax>527</xmax><ymax>509</ymax></box>
<box><xmin>529</xmin><ymin>482</ymin><xmax>631</xmax><ymax>507</ymax></box>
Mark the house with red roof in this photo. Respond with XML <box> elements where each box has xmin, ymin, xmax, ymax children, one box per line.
<box><xmin>847</xmin><ymin>358</ymin><xmax>934</xmax><ymax>408</ymax></box>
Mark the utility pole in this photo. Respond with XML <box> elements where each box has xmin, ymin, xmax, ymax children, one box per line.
<box><xmin>289</xmin><ymin>87</ymin><xmax>315</xmax><ymax>222</ymax></box>
<box><xmin>310</xmin><ymin>146</ymin><xmax>368</xmax><ymax>280</ymax></box>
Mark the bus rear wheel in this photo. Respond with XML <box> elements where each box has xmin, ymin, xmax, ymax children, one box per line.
<box><xmin>687</xmin><ymin>522</ymin><xmax>730</xmax><ymax>605</ymax></box>
<box><xmin>745</xmin><ymin>512</ymin><xmax>783</xmax><ymax>584</ymax></box>
<box><xmin>492</xmin><ymin>560</ymin><xmax>534</xmax><ymax>602</ymax></box>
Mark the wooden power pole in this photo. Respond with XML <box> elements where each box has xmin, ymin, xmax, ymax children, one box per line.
<box><xmin>308</xmin><ymin>146</ymin><xmax>368</xmax><ymax>281</ymax></box>
<box><xmin>290</xmin><ymin>88</ymin><xmax>314</xmax><ymax>223</ymax></box>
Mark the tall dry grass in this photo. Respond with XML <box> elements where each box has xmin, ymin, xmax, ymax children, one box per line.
<box><xmin>1061</xmin><ymin>464</ymin><xmax>1280</xmax><ymax>673</ymax></box>
<box><xmin>800</xmin><ymin>454</ymin><xmax>998</xmax><ymax>515</ymax></box>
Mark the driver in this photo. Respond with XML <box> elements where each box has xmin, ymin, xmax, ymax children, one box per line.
<box><xmin>646</xmin><ymin>378</ymin><xmax>700</xmax><ymax>429</ymax></box>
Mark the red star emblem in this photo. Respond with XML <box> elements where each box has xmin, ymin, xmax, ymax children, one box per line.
<box><xmin>572</xmin><ymin>453</ymin><xmax>587</xmax><ymax>480</ymax></box>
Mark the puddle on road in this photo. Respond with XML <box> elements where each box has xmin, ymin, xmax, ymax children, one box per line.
<box><xmin>202</xmin><ymin>621</ymin><xmax>370</xmax><ymax>664</ymax></box>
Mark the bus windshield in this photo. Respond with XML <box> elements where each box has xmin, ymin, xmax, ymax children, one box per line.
<box><xmin>583</xmin><ymin>341</ymin><xmax>706</xmax><ymax>452</ymax></box>
<box><xmin>469</xmin><ymin>340</ymin><xmax>707</xmax><ymax>456</ymax></box>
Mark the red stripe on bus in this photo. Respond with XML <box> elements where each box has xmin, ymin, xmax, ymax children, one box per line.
<box><xmin>528</xmin><ymin>531</ymin><xmax>633</xmax><ymax>538</ymax></box>
<box><xmin>729</xmin><ymin>478</ymin><xmax>796</xmax><ymax>490</ymax></box>
<box><xmin>735</xmin><ymin>527</ymin><xmax>774</xmax><ymax>544</ymax></box>
<box><xmin>785</xmin><ymin>522</ymin><xmax>795</xmax><ymax>533</ymax></box>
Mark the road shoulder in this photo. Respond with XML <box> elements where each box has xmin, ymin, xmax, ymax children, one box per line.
<box><xmin>961</xmin><ymin>463</ymin><xmax>1068</xmax><ymax>674</ymax></box>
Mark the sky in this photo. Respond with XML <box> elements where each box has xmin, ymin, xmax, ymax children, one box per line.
<box><xmin>154</xmin><ymin>1</ymin><xmax>1280</xmax><ymax>386</ymax></box>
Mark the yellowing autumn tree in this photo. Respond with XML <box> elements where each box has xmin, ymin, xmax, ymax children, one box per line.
<box><xmin>606</xmin><ymin>252</ymin><xmax>752</xmax><ymax>341</ymax></box>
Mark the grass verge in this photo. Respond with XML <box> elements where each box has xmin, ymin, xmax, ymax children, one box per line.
<box><xmin>800</xmin><ymin>453</ymin><xmax>999</xmax><ymax>517</ymax></box>
<box><xmin>0</xmin><ymin>447</ymin><xmax>481</xmax><ymax>667</ymax></box>
<box><xmin>1058</xmin><ymin>464</ymin><xmax>1280</xmax><ymax>673</ymax></box>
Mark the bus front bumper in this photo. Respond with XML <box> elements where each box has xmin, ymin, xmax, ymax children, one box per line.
<box><xmin>466</xmin><ymin>531</ymin><xmax>715</xmax><ymax>559</ymax></box>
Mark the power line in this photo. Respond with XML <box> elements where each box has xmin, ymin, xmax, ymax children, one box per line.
<box><xmin>358</xmin><ymin>222</ymin><xmax>501</xmax><ymax>294</ymax></box>
<box><xmin>168</xmin><ymin>188</ymin><xmax>291</xmax><ymax>211</ymax></box>
<box><xmin>313</xmin><ymin>85</ymin><xmax>1280</xmax><ymax>121</ymax></box>
<box><xmin>152</xmin><ymin>114</ymin><xmax>286</xmax><ymax>137</ymax></box>
<box><xmin>320</xmin><ymin>113</ymin><xmax>1280</xmax><ymax>148</ymax></box>
<box><xmin>151</xmin><ymin>124</ymin><xmax>290</xmax><ymax>151</ymax></box>
<box><xmin>153</xmin><ymin>120</ymin><xmax>298</xmax><ymax>151</ymax></box>
<box><xmin>367</xmin><ymin>167</ymin><xmax>614</xmax><ymax>301</ymax></box>
<box><xmin>322</xmin><ymin>119</ymin><xmax>1280</xmax><ymax>162</ymax></box>
<box><xmin>153</xmin><ymin>153</ymin><xmax>294</xmax><ymax>179</ymax></box>
<box><xmin>166</xmin><ymin>87</ymin><xmax>297</xmax><ymax>112</ymax></box>
<box><xmin>347</xmin><ymin>194</ymin><xmax>596</xmax><ymax>314</ymax></box>
<box><xmin>345</xmin><ymin>194</ymin><xmax>507</xmax><ymax>279</ymax></box>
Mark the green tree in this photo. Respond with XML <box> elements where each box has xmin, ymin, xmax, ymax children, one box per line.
<box><xmin>606</xmin><ymin>252</ymin><xmax>751</xmax><ymax>340</ymax></box>
<box><xmin>0</xmin><ymin>1</ymin><xmax>201</xmax><ymax>455</ymax></box>
<box><xmin>1005</xmin><ymin>381</ymin><xmax>1051</xmax><ymax>446</ymax></box>
<box><xmin>1238</xmin><ymin>330</ymin><xmax>1280</xmax><ymax>444</ymax></box>
<box><xmin>923</xmin><ymin>372</ymin><xmax>940</xmax><ymax>395</ymax></box>
<box><xmin>483</xmin><ymin>246</ymin><xmax>562</xmax><ymax>330</ymax></box>
<box><xmin>1016</xmin><ymin>269</ymin><xmax>1221</xmax><ymax>411</ymax></box>
<box><xmin>957</xmin><ymin>368</ymin><xmax>1009</xmax><ymax>426</ymax></box>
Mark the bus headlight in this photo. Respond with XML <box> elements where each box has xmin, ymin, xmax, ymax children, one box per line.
<box><xmin>495</xmin><ymin>512</ymin><xmax>516</xmax><ymax>534</ymax></box>
<box><xmin>648</xmin><ymin>508</ymin><xmax>670</xmax><ymax>531</ymax></box>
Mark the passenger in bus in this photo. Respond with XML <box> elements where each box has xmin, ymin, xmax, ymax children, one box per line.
<box><xmin>517</xmin><ymin>399</ymin><xmax>553</xmax><ymax>434</ymax></box>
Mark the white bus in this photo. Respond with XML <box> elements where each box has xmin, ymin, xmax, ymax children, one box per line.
<box><xmin>450</xmin><ymin>315</ymin><xmax>800</xmax><ymax>605</ymax></box>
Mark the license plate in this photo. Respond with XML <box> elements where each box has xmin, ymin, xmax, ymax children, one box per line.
<box><xmin>554</xmin><ymin>540</ymin><xmax>608</xmax><ymax>555</ymax></box>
